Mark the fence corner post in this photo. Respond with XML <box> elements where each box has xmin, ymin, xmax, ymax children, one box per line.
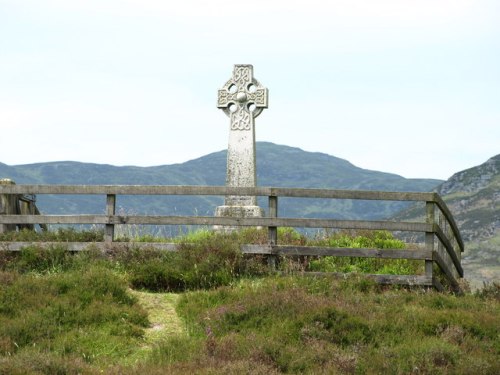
<box><xmin>105</xmin><ymin>194</ymin><xmax>116</xmax><ymax>243</ymax></box>
<box><xmin>425</xmin><ymin>201</ymin><xmax>435</xmax><ymax>283</ymax></box>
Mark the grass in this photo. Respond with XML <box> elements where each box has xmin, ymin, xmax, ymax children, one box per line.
<box><xmin>0</xmin><ymin>266</ymin><xmax>149</xmax><ymax>373</ymax></box>
<box><xmin>140</xmin><ymin>276</ymin><xmax>499</xmax><ymax>374</ymax></box>
<box><xmin>0</xmin><ymin>228</ymin><xmax>498</xmax><ymax>374</ymax></box>
<box><xmin>125</xmin><ymin>290</ymin><xmax>184</xmax><ymax>365</ymax></box>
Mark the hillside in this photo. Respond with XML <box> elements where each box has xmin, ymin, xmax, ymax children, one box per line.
<box><xmin>394</xmin><ymin>155</ymin><xmax>500</xmax><ymax>288</ymax></box>
<box><xmin>438</xmin><ymin>155</ymin><xmax>500</xmax><ymax>288</ymax></box>
<box><xmin>0</xmin><ymin>142</ymin><xmax>441</xmax><ymax>220</ymax></box>
<box><xmin>436</xmin><ymin>155</ymin><xmax>500</xmax><ymax>241</ymax></box>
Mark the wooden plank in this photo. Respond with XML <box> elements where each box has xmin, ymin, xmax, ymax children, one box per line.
<box><xmin>305</xmin><ymin>272</ymin><xmax>433</xmax><ymax>286</ymax></box>
<box><xmin>243</xmin><ymin>218</ymin><xmax>431</xmax><ymax>232</ymax></box>
<box><xmin>369</xmin><ymin>274</ymin><xmax>433</xmax><ymax>286</ymax></box>
<box><xmin>0</xmin><ymin>214</ymin><xmax>109</xmax><ymax>225</ymax></box>
<box><xmin>242</xmin><ymin>245</ymin><xmax>432</xmax><ymax>260</ymax></box>
<box><xmin>278</xmin><ymin>246</ymin><xmax>432</xmax><ymax>259</ymax></box>
<box><xmin>0</xmin><ymin>184</ymin><xmax>436</xmax><ymax>202</ymax></box>
<box><xmin>0</xmin><ymin>242</ymin><xmax>90</xmax><ymax>251</ymax></box>
<box><xmin>0</xmin><ymin>214</ymin><xmax>432</xmax><ymax>232</ymax></box>
<box><xmin>433</xmin><ymin>251</ymin><xmax>460</xmax><ymax>290</ymax></box>
<box><xmin>436</xmin><ymin>234</ymin><xmax>460</xmax><ymax>282</ymax></box>
<box><xmin>1</xmin><ymin>241</ymin><xmax>431</xmax><ymax>262</ymax></box>
<box><xmin>241</xmin><ymin>244</ymin><xmax>273</xmax><ymax>254</ymax></box>
<box><xmin>0</xmin><ymin>185</ymin><xmax>272</xmax><ymax>196</ymax></box>
<box><xmin>0</xmin><ymin>241</ymin><xmax>179</xmax><ymax>252</ymax></box>
<box><xmin>434</xmin><ymin>225</ymin><xmax>464</xmax><ymax>277</ymax></box>
<box><xmin>432</xmin><ymin>193</ymin><xmax>464</xmax><ymax>252</ymax></box>
<box><xmin>265</xmin><ymin>188</ymin><xmax>435</xmax><ymax>202</ymax></box>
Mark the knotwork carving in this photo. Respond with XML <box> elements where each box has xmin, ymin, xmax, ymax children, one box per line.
<box><xmin>217</xmin><ymin>64</ymin><xmax>268</xmax><ymax>131</ymax></box>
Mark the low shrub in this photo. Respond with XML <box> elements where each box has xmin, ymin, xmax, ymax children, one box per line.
<box><xmin>122</xmin><ymin>232</ymin><xmax>267</xmax><ymax>292</ymax></box>
<box><xmin>128</xmin><ymin>254</ymin><xmax>186</xmax><ymax>292</ymax></box>
<box><xmin>14</xmin><ymin>244</ymin><xmax>72</xmax><ymax>273</ymax></box>
<box><xmin>476</xmin><ymin>281</ymin><xmax>500</xmax><ymax>301</ymax></box>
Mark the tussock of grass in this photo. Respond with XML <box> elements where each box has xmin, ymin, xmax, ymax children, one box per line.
<box><xmin>0</xmin><ymin>266</ymin><xmax>149</xmax><ymax>373</ymax></box>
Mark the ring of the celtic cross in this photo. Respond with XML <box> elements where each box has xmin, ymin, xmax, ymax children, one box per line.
<box><xmin>218</xmin><ymin>79</ymin><xmax>266</xmax><ymax>118</ymax></box>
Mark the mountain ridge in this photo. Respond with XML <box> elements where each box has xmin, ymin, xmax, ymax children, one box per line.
<box><xmin>1</xmin><ymin>142</ymin><xmax>442</xmax><ymax>219</ymax></box>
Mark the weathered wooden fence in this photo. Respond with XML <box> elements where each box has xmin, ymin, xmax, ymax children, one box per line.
<box><xmin>0</xmin><ymin>185</ymin><xmax>464</xmax><ymax>291</ymax></box>
<box><xmin>0</xmin><ymin>179</ymin><xmax>47</xmax><ymax>233</ymax></box>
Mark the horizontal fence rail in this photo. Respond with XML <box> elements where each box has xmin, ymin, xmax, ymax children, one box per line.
<box><xmin>0</xmin><ymin>185</ymin><xmax>464</xmax><ymax>292</ymax></box>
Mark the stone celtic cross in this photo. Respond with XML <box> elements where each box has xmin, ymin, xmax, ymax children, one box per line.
<box><xmin>215</xmin><ymin>64</ymin><xmax>268</xmax><ymax>219</ymax></box>
<box><xmin>217</xmin><ymin>64</ymin><xmax>268</xmax><ymax>130</ymax></box>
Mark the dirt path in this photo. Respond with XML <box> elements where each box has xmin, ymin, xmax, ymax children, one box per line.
<box><xmin>125</xmin><ymin>289</ymin><xmax>185</xmax><ymax>363</ymax></box>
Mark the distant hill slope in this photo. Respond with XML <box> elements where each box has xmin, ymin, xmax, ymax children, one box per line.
<box><xmin>394</xmin><ymin>154</ymin><xmax>500</xmax><ymax>288</ymax></box>
<box><xmin>436</xmin><ymin>155</ymin><xmax>500</xmax><ymax>241</ymax></box>
<box><xmin>0</xmin><ymin>142</ymin><xmax>442</xmax><ymax>220</ymax></box>
<box><xmin>438</xmin><ymin>155</ymin><xmax>499</xmax><ymax>288</ymax></box>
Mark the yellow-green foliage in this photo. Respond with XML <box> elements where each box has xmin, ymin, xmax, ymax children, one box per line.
<box><xmin>308</xmin><ymin>230</ymin><xmax>421</xmax><ymax>275</ymax></box>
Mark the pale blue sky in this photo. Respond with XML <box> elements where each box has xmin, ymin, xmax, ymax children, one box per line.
<box><xmin>1</xmin><ymin>0</ymin><xmax>499</xmax><ymax>179</ymax></box>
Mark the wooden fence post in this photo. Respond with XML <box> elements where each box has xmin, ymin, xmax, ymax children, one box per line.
<box><xmin>0</xmin><ymin>179</ymin><xmax>17</xmax><ymax>233</ymax></box>
<box><xmin>425</xmin><ymin>201</ymin><xmax>435</xmax><ymax>281</ymax></box>
<box><xmin>105</xmin><ymin>194</ymin><xmax>116</xmax><ymax>242</ymax></box>
<box><xmin>268</xmin><ymin>195</ymin><xmax>278</xmax><ymax>269</ymax></box>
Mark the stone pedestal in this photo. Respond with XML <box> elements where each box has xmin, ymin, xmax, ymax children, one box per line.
<box><xmin>214</xmin><ymin>205</ymin><xmax>264</xmax><ymax>232</ymax></box>
<box><xmin>215</xmin><ymin>205</ymin><xmax>264</xmax><ymax>219</ymax></box>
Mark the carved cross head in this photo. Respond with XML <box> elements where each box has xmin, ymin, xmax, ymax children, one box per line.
<box><xmin>217</xmin><ymin>64</ymin><xmax>268</xmax><ymax>130</ymax></box>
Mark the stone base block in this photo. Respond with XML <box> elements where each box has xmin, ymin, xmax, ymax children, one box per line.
<box><xmin>214</xmin><ymin>205</ymin><xmax>264</xmax><ymax>232</ymax></box>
